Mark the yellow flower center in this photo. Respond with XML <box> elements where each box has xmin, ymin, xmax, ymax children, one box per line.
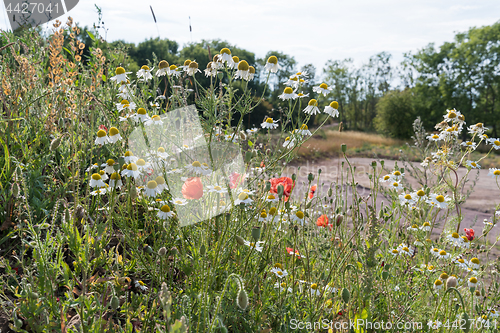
<box><xmin>183</xmin><ymin>60</ymin><xmax>191</xmax><ymax>67</ymax></box>
<box><xmin>458</xmin><ymin>115</ymin><xmax>465</xmax><ymax>121</ymax></box>
<box><xmin>125</xmin><ymin>151</ymin><xmax>133</xmax><ymax>157</ymax></box>
<box><xmin>281</xmin><ymin>282</ymin><xmax>287</xmax><ymax>288</ymax></box>
<box><xmin>189</xmin><ymin>61</ymin><xmax>198</xmax><ymax>69</ymax></box>
<box><xmin>451</xmin><ymin>232</ymin><xmax>459</xmax><ymax>239</ymax></box>
<box><xmin>127</xmin><ymin>163</ymin><xmax>138</xmax><ymax>171</ymax></box>
<box><xmin>192</xmin><ymin>161</ymin><xmax>202</xmax><ymax>167</ymax></box>
<box><xmin>99</xmin><ymin>170</ymin><xmax>105</xmax><ymax>176</ymax></box>
<box><xmin>434</xmin><ymin>279</ymin><xmax>442</xmax><ymax>286</ymax></box>
<box><xmin>267</xmin><ymin>195</ymin><xmax>276</xmax><ymax>200</ymax></box>
<box><xmin>448</xmin><ymin>112</ymin><xmax>457</xmax><ymax>118</ymax></box>
<box><xmin>232</xmin><ymin>56</ymin><xmax>239</xmax><ymax>62</ymax></box>
<box><xmin>97</xmin><ymin>129</ymin><xmax>107</xmax><ymax>138</ymax></box>
<box><xmin>436</xmin><ymin>195</ymin><xmax>445</xmax><ymax>203</ymax></box>
<box><xmin>393</xmin><ymin>171</ymin><xmax>401</xmax><ymax>176</ymax></box>
<box><xmin>238</xmin><ymin>192</ymin><xmax>249</xmax><ymax>201</ymax></box>
<box><xmin>147</xmin><ymin>180</ymin><xmax>157</xmax><ymax>189</ymax></box>
<box><xmin>237</xmin><ymin>60</ymin><xmax>249</xmax><ymax>71</ymax></box>
<box><xmin>404</xmin><ymin>194</ymin><xmax>412</xmax><ymax>200</ymax></box>
<box><xmin>300</xmin><ymin>124</ymin><xmax>309</xmax><ymax>130</ymax></box>
<box><xmin>439</xmin><ymin>250</ymin><xmax>447</xmax><ymax>256</ymax></box>
<box><xmin>392</xmin><ymin>249</ymin><xmax>399</xmax><ymax>253</ymax></box>
<box><xmin>458</xmin><ymin>258</ymin><xmax>465</xmax><ymax>263</ymax></box>
<box><xmin>277</xmin><ymin>271</ymin><xmax>283</xmax><ymax>276</ymax></box>
<box><xmin>261</xmin><ymin>212</ymin><xmax>267</xmax><ymax>218</ymax></box>
<box><xmin>423</xmin><ymin>222</ymin><xmax>430</xmax><ymax>227</ymax></box>
<box><xmin>91</xmin><ymin>173</ymin><xmax>101</xmax><ymax>180</ymax></box>
<box><xmin>296</xmin><ymin>211</ymin><xmax>304</xmax><ymax>219</ymax></box>
<box><xmin>402</xmin><ymin>247</ymin><xmax>409</xmax><ymax>252</ymax></box>
<box><xmin>469</xmin><ymin>277</ymin><xmax>477</xmax><ymax>283</ymax></box>
<box><xmin>428</xmin><ymin>265</ymin><xmax>434</xmax><ymax>270</ymax></box>
<box><xmin>220</xmin><ymin>48</ymin><xmax>231</xmax><ymax>55</ymax></box>
<box><xmin>137</xmin><ymin>159</ymin><xmax>146</xmax><ymax>166</ymax></box>
<box><xmin>108</xmin><ymin>127</ymin><xmax>119</xmax><ymax>136</ymax></box>
<box><xmin>269</xmin><ymin>207</ymin><xmax>277</xmax><ymax>215</ymax></box>
<box><xmin>158</xmin><ymin>147</ymin><xmax>165</xmax><ymax>153</ymax></box>
<box><xmin>265</xmin><ymin>118</ymin><xmax>274</xmax><ymax>123</ymax></box>
<box><xmin>432</xmin><ymin>135</ymin><xmax>439</xmax><ymax>139</ymax></box>
<box><xmin>417</xmin><ymin>190</ymin><xmax>425</xmax><ymax>197</ymax></box>
<box><xmin>137</xmin><ymin>108</ymin><xmax>147</xmax><ymax>115</ymax></box>
<box><xmin>110</xmin><ymin>172</ymin><xmax>121</xmax><ymax>180</ymax></box>
<box><xmin>159</xmin><ymin>60</ymin><xmax>169</xmax><ymax>69</ymax></box>
<box><xmin>249</xmin><ymin>66</ymin><xmax>256</xmax><ymax>74</ymax></box>
<box><xmin>155</xmin><ymin>176</ymin><xmax>165</xmax><ymax>185</ymax></box>
<box><xmin>471</xmin><ymin>162</ymin><xmax>477</xmax><ymax>167</ymax></box>
<box><xmin>319</xmin><ymin>83</ymin><xmax>328</xmax><ymax>89</ymax></box>
<box><xmin>169</xmin><ymin>65</ymin><xmax>177</xmax><ymax>70</ymax></box>
<box><xmin>267</xmin><ymin>56</ymin><xmax>278</xmax><ymax>64</ymax></box>
<box><xmin>383</xmin><ymin>175</ymin><xmax>390</xmax><ymax>180</ymax></box>
<box><xmin>311</xmin><ymin>283</ymin><xmax>318</xmax><ymax>290</ymax></box>
<box><xmin>329</xmin><ymin>101</ymin><xmax>339</xmax><ymax>109</ymax></box>
<box><xmin>115</xmin><ymin>67</ymin><xmax>126</xmax><ymax>75</ymax></box>
<box><xmin>494</xmin><ymin>170</ymin><xmax>500</xmax><ymax>176</ymax></box>
<box><xmin>284</xmin><ymin>87</ymin><xmax>294</xmax><ymax>94</ymax></box>
<box><xmin>214</xmin><ymin>186</ymin><xmax>222</xmax><ymax>191</ymax></box>
<box><xmin>393</xmin><ymin>182</ymin><xmax>399</xmax><ymax>187</ymax></box>
<box><xmin>141</xmin><ymin>65</ymin><xmax>150</xmax><ymax>71</ymax></box>
<box><xmin>274</xmin><ymin>263</ymin><xmax>282</xmax><ymax>269</ymax></box>
<box><xmin>412</xmin><ymin>224</ymin><xmax>418</xmax><ymax>228</ymax></box>
<box><xmin>152</xmin><ymin>115</ymin><xmax>161</xmax><ymax>121</ymax></box>
<box><xmin>471</xmin><ymin>258</ymin><xmax>480</xmax><ymax>264</ymax></box>
<box><xmin>308</xmin><ymin>99</ymin><xmax>318</xmax><ymax>106</ymax></box>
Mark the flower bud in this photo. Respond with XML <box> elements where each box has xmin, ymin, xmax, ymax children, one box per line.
<box><xmin>446</xmin><ymin>276</ymin><xmax>457</xmax><ymax>289</ymax></box>
<box><xmin>341</xmin><ymin>144</ymin><xmax>347</xmax><ymax>153</ymax></box>
<box><xmin>341</xmin><ymin>288</ymin><xmax>350</xmax><ymax>303</ymax></box>
<box><xmin>15</xmin><ymin>166</ymin><xmax>22</xmax><ymax>177</ymax></box>
<box><xmin>170</xmin><ymin>247</ymin><xmax>179</xmax><ymax>255</ymax></box>
<box><xmin>143</xmin><ymin>245</ymin><xmax>153</xmax><ymax>254</ymax></box>
<box><xmin>244</xmin><ymin>151</ymin><xmax>253</xmax><ymax>163</ymax></box>
<box><xmin>291</xmin><ymin>173</ymin><xmax>297</xmax><ymax>181</ymax></box>
<box><xmin>50</xmin><ymin>137</ymin><xmax>61</xmax><ymax>151</ymax></box>
<box><xmin>158</xmin><ymin>247</ymin><xmax>167</xmax><ymax>257</ymax></box>
<box><xmin>11</xmin><ymin>182</ymin><xmax>19</xmax><ymax>198</ymax></box>
<box><xmin>239</xmin><ymin>131</ymin><xmax>247</xmax><ymax>140</ymax></box>
<box><xmin>236</xmin><ymin>289</ymin><xmax>248</xmax><ymax>310</ymax></box>
<box><xmin>265</xmin><ymin>181</ymin><xmax>271</xmax><ymax>192</ymax></box>
<box><xmin>251</xmin><ymin>227</ymin><xmax>261</xmax><ymax>241</ymax></box>
<box><xmin>328</xmin><ymin>187</ymin><xmax>333</xmax><ymax>197</ymax></box>
<box><xmin>336</xmin><ymin>214</ymin><xmax>344</xmax><ymax>226</ymax></box>
<box><xmin>130</xmin><ymin>186</ymin><xmax>138</xmax><ymax>200</ymax></box>
<box><xmin>277</xmin><ymin>184</ymin><xmax>284</xmax><ymax>198</ymax></box>
<box><xmin>235</xmin><ymin>235</ymin><xmax>245</xmax><ymax>246</ymax></box>
<box><xmin>200</xmin><ymin>244</ymin><xmax>206</xmax><ymax>256</ymax></box>
<box><xmin>110</xmin><ymin>295</ymin><xmax>120</xmax><ymax>310</ymax></box>
<box><xmin>308</xmin><ymin>173</ymin><xmax>314</xmax><ymax>182</ymax></box>
<box><xmin>382</xmin><ymin>271</ymin><xmax>389</xmax><ymax>280</ymax></box>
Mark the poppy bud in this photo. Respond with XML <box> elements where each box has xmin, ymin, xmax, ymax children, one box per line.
<box><xmin>251</xmin><ymin>227</ymin><xmax>261</xmax><ymax>241</ymax></box>
<box><xmin>265</xmin><ymin>181</ymin><xmax>271</xmax><ymax>192</ymax></box>
<box><xmin>341</xmin><ymin>144</ymin><xmax>347</xmax><ymax>153</ymax></box>
<box><xmin>11</xmin><ymin>183</ymin><xmax>19</xmax><ymax>198</ymax></box>
<box><xmin>158</xmin><ymin>247</ymin><xmax>167</xmax><ymax>257</ymax></box>
<box><xmin>446</xmin><ymin>276</ymin><xmax>457</xmax><ymax>289</ymax></box>
<box><xmin>110</xmin><ymin>295</ymin><xmax>120</xmax><ymax>310</ymax></box>
<box><xmin>235</xmin><ymin>235</ymin><xmax>245</xmax><ymax>246</ymax></box>
<box><xmin>328</xmin><ymin>187</ymin><xmax>333</xmax><ymax>197</ymax></box>
<box><xmin>336</xmin><ymin>214</ymin><xmax>344</xmax><ymax>226</ymax></box>
<box><xmin>200</xmin><ymin>244</ymin><xmax>206</xmax><ymax>256</ymax></box>
<box><xmin>462</xmin><ymin>312</ymin><xmax>470</xmax><ymax>332</ymax></box>
<box><xmin>15</xmin><ymin>166</ymin><xmax>22</xmax><ymax>177</ymax></box>
<box><xmin>50</xmin><ymin>137</ymin><xmax>61</xmax><ymax>151</ymax></box>
<box><xmin>341</xmin><ymin>288</ymin><xmax>350</xmax><ymax>303</ymax></box>
<box><xmin>236</xmin><ymin>289</ymin><xmax>248</xmax><ymax>310</ymax></box>
<box><xmin>382</xmin><ymin>271</ymin><xmax>389</xmax><ymax>280</ymax></box>
<box><xmin>277</xmin><ymin>184</ymin><xmax>284</xmax><ymax>197</ymax></box>
<box><xmin>291</xmin><ymin>173</ymin><xmax>297</xmax><ymax>181</ymax></box>
<box><xmin>244</xmin><ymin>151</ymin><xmax>253</xmax><ymax>163</ymax></box>
<box><xmin>143</xmin><ymin>245</ymin><xmax>153</xmax><ymax>254</ymax></box>
<box><xmin>170</xmin><ymin>247</ymin><xmax>179</xmax><ymax>255</ymax></box>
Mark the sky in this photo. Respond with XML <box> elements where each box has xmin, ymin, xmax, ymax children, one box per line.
<box><xmin>1</xmin><ymin>0</ymin><xmax>499</xmax><ymax>78</ymax></box>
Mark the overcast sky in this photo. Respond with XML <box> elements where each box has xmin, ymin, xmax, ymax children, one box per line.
<box><xmin>2</xmin><ymin>0</ymin><xmax>499</xmax><ymax>77</ymax></box>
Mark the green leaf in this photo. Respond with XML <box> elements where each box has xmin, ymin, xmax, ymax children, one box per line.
<box><xmin>248</xmin><ymin>140</ymin><xmax>254</xmax><ymax>147</ymax></box>
<box><xmin>63</xmin><ymin>47</ymin><xmax>72</xmax><ymax>56</ymax></box>
<box><xmin>87</xmin><ymin>31</ymin><xmax>95</xmax><ymax>41</ymax></box>
<box><xmin>102</xmin><ymin>74</ymin><xmax>107</xmax><ymax>82</ymax></box>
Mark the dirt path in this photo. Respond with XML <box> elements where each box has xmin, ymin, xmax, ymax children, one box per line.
<box><xmin>283</xmin><ymin>157</ymin><xmax>500</xmax><ymax>245</ymax></box>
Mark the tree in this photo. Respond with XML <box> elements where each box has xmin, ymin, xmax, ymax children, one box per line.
<box><xmin>374</xmin><ymin>88</ymin><xmax>416</xmax><ymax>138</ymax></box>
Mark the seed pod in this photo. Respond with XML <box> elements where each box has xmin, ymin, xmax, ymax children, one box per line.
<box><xmin>341</xmin><ymin>144</ymin><xmax>347</xmax><ymax>153</ymax></box>
<box><xmin>277</xmin><ymin>184</ymin><xmax>284</xmax><ymax>198</ymax></box>
<box><xmin>308</xmin><ymin>173</ymin><xmax>314</xmax><ymax>182</ymax></box>
<box><xmin>15</xmin><ymin>166</ymin><xmax>22</xmax><ymax>177</ymax></box>
<box><xmin>291</xmin><ymin>173</ymin><xmax>297</xmax><ymax>181</ymax></box>
<box><xmin>11</xmin><ymin>182</ymin><xmax>19</xmax><ymax>198</ymax></box>
<box><xmin>158</xmin><ymin>247</ymin><xmax>167</xmax><ymax>257</ymax></box>
<box><xmin>251</xmin><ymin>227</ymin><xmax>261</xmax><ymax>241</ymax></box>
<box><xmin>253</xmin><ymin>283</ymin><xmax>260</xmax><ymax>295</ymax></box>
<box><xmin>235</xmin><ymin>235</ymin><xmax>245</xmax><ymax>246</ymax></box>
<box><xmin>446</xmin><ymin>276</ymin><xmax>457</xmax><ymax>289</ymax></box>
<box><xmin>265</xmin><ymin>181</ymin><xmax>271</xmax><ymax>192</ymax></box>
<box><xmin>143</xmin><ymin>245</ymin><xmax>153</xmax><ymax>254</ymax></box>
<box><xmin>50</xmin><ymin>137</ymin><xmax>61</xmax><ymax>151</ymax></box>
<box><xmin>341</xmin><ymin>288</ymin><xmax>350</xmax><ymax>303</ymax></box>
<box><xmin>236</xmin><ymin>289</ymin><xmax>248</xmax><ymax>310</ymax></box>
<box><xmin>200</xmin><ymin>244</ymin><xmax>206</xmax><ymax>256</ymax></box>
<box><xmin>244</xmin><ymin>151</ymin><xmax>253</xmax><ymax>163</ymax></box>
<box><xmin>328</xmin><ymin>187</ymin><xmax>333</xmax><ymax>197</ymax></box>
<box><xmin>170</xmin><ymin>247</ymin><xmax>179</xmax><ymax>255</ymax></box>
<box><xmin>382</xmin><ymin>271</ymin><xmax>389</xmax><ymax>280</ymax></box>
<box><xmin>110</xmin><ymin>295</ymin><xmax>120</xmax><ymax>310</ymax></box>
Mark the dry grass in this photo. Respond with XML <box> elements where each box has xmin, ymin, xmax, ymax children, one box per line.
<box><xmin>297</xmin><ymin>129</ymin><xmax>404</xmax><ymax>158</ymax></box>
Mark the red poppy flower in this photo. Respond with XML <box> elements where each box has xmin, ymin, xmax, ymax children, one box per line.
<box><xmin>464</xmin><ymin>228</ymin><xmax>475</xmax><ymax>241</ymax></box>
<box><xmin>316</xmin><ymin>214</ymin><xmax>329</xmax><ymax>227</ymax></box>
<box><xmin>229</xmin><ymin>172</ymin><xmax>245</xmax><ymax>189</ymax></box>
<box><xmin>182</xmin><ymin>177</ymin><xmax>203</xmax><ymax>200</ymax></box>
<box><xmin>309</xmin><ymin>184</ymin><xmax>317</xmax><ymax>199</ymax></box>
<box><xmin>269</xmin><ymin>177</ymin><xmax>295</xmax><ymax>201</ymax></box>
<box><xmin>98</xmin><ymin>125</ymin><xmax>108</xmax><ymax>132</ymax></box>
<box><xmin>286</xmin><ymin>247</ymin><xmax>302</xmax><ymax>259</ymax></box>
<box><xmin>260</xmin><ymin>161</ymin><xmax>265</xmax><ymax>168</ymax></box>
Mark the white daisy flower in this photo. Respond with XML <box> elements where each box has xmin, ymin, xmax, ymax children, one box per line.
<box><xmin>134</xmin><ymin>280</ymin><xmax>148</xmax><ymax>291</ymax></box>
<box><xmin>379</xmin><ymin>174</ymin><xmax>393</xmax><ymax>183</ymax></box>
<box><xmin>407</xmin><ymin>224</ymin><xmax>419</xmax><ymax>232</ymax></box>
<box><xmin>157</xmin><ymin>204</ymin><xmax>175</xmax><ymax>219</ymax></box>
<box><xmin>453</xmin><ymin>257</ymin><xmax>469</xmax><ymax>270</ymax></box>
<box><xmin>172</xmin><ymin>198</ymin><xmax>188</xmax><ymax>206</ymax></box>
<box><xmin>108</xmin><ymin>127</ymin><xmax>122</xmax><ymax>143</ymax></box>
<box><xmin>274</xmin><ymin>282</ymin><xmax>293</xmax><ymax>293</ymax></box>
<box><xmin>427</xmin><ymin>133</ymin><xmax>441</xmax><ymax>142</ymax></box>
<box><xmin>487</xmin><ymin>138</ymin><xmax>500</xmax><ymax>149</ymax></box>
<box><xmin>258</xmin><ymin>210</ymin><xmax>269</xmax><ymax>222</ymax></box>
<box><xmin>488</xmin><ymin>309</ymin><xmax>499</xmax><ymax>318</ymax></box>
<box><xmin>234</xmin><ymin>192</ymin><xmax>253</xmax><ymax>205</ymax></box>
<box><xmin>86</xmin><ymin>163</ymin><xmax>99</xmax><ymax>172</ymax></box>
<box><xmin>144</xmin><ymin>115</ymin><xmax>164</xmax><ymax>126</ymax></box>
<box><xmin>229</xmin><ymin>55</ymin><xmax>239</xmax><ymax>69</ymax></box>
<box><xmin>116</xmin><ymin>100</ymin><xmax>136</xmax><ymax>112</ymax></box>
<box><xmin>219</xmin><ymin>48</ymin><xmax>234</xmax><ymax>66</ymax></box>
<box><xmin>246</xmin><ymin>128</ymin><xmax>259</xmax><ymax>135</ymax></box>
<box><xmin>143</xmin><ymin>180</ymin><xmax>161</xmax><ymax>198</ymax></box>
<box><xmin>135</xmin><ymin>159</ymin><xmax>151</xmax><ymax>172</ymax></box>
<box><xmin>110</xmin><ymin>67</ymin><xmax>131</xmax><ymax>83</ymax></box>
<box><xmin>90</xmin><ymin>173</ymin><xmax>105</xmax><ymax>188</ymax></box>
<box><xmin>399</xmin><ymin>193</ymin><xmax>416</xmax><ymax>206</ymax></box>
<box><xmin>469</xmin><ymin>258</ymin><xmax>480</xmax><ymax>270</ymax></box>
<box><xmin>488</xmin><ymin>168</ymin><xmax>500</xmax><ymax>179</ymax></box>
<box><xmin>185</xmin><ymin>161</ymin><xmax>212</xmax><ymax>176</ymax></box>
<box><xmin>324</xmin><ymin>101</ymin><xmax>339</xmax><ymax>117</ymax></box>
<box><xmin>388</xmin><ymin>181</ymin><xmax>403</xmax><ymax>191</ymax></box>
<box><xmin>308</xmin><ymin>283</ymin><xmax>322</xmax><ymax>296</ymax></box>
<box><xmin>437</xmin><ymin>249</ymin><xmax>450</xmax><ymax>260</ymax></box>
<box><xmin>207</xmin><ymin>184</ymin><xmax>227</xmax><ymax>194</ymax></box>
<box><xmin>261</xmin><ymin>117</ymin><xmax>279</xmax><ymax>129</ymax></box>
<box><xmin>98</xmin><ymin>170</ymin><xmax>108</xmax><ymax>181</ymax></box>
<box><xmin>95</xmin><ymin>129</ymin><xmax>110</xmax><ymax>146</ymax></box>
<box><xmin>312</xmin><ymin>83</ymin><xmax>333</xmax><ymax>96</ymax></box>
<box><xmin>465</xmin><ymin>160</ymin><xmax>480</xmax><ymax>169</ymax></box>
<box><xmin>391</xmin><ymin>170</ymin><xmax>404</xmax><ymax>181</ymax></box>
<box><xmin>468</xmin><ymin>123</ymin><xmax>488</xmax><ymax>135</ymax></box>
<box><xmin>283</xmin><ymin>136</ymin><xmax>296</xmax><ymax>149</ymax></box>
<box><xmin>426</xmin><ymin>193</ymin><xmax>451</xmax><ymax>209</ymax></box>
<box><xmin>123</xmin><ymin>151</ymin><xmax>138</xmax><ymax>164</ymax></box>
<box><xmin>428</xmin><ymin>319</ymin><xmax>442</xmax><ymax>328</ymax></box>
<box><xmin>109</xmin><ymin>172</ymin><xmax>123</xmax><ymax>189</ymax></box>
<box><xmin>297</xmin><ymin>92</ymin><xmax>309</xmax><ymax>98</ymax></box>
<box><xmin>460</xmin><ymin>236</ymin><xmax>470</xmax><ymax>249</ymax></box>
<box><xmin>155</xmin><ymin>60</ymin><xmax>170</xmax><ymax>77</ymax></box>
<box><xmin>420</xmin><ymin>222</ymin><xmax>431</xmax><ymax>231</ymax></box>
<box><xmin>284</xmin><ymin>76</ymin><xmax>300</xmax><ymax>88</ymax></box>
<box><xmin>264</xmin><ymin>194</ymin><xmax>279</xmax><ymax>203</ymax></box>
<box><xmin>243</xmin><ymin>240</ymin><xmax>264</xmax><ymax>252</ymax></box>
<box><xmin>430</xmin><ymin>247</ymin><xmax>441</xmax><ymax>257</ymax></box>
<box><xmin>295</xmin><ymin>124</ymin><xmax>312</xmax><ymax>136</ymax></box>
<box><xmin>278</xmin><ymin>87</ymin><xmax>298</xmax><ymax>100</ymax></box>
<box><xmin>137</xmin><ymin>65</ymin><xmax>154</xmax><ymax>81</ymax></box>
<box><xmin>443</xmin><ymin>109</ymin><xmax>462</xmax><ymax>122</ymax></box>
<box><xmin>468</xmin><ymin>277</ymin><xmax>478</xmax><ymax>288</ymax></box>
<box><xmin>264</xmin><ymin>55</ymin><xmax>280</xmax><ymax>73</ymax></box>
<box><xmin>90</xmin><ymin>186</ymin><xmax>109</xmax><ymax>196</ymax></box>
<box><xmin>270</xmin><ymin>267</ymin><xmax>288</xmax><ymax>278</ymax></box>
<box><xmin>447</xmin><ymin>232</ymin><xmax>464</xmax><ymax>246</ymax></box>
<box><xmin>167</xmin><ymin>65</ymin><xmax>181</xmax><ymax>77</ymax></box>
<box><xmin>134</xmin><ymin>108</ymin><xmax>151</xmax><ymax>123</ymax></box>
<box><xmin>234</xmin><ymin>60</ymin><xmax>251</xmax><ymax>80</ymax></box>
<box><xmin>398</xmin><ymin>245</ymin><xmax>414</xmax><ymax>256</ymax></box>
<box><xmin>186</xmin><ymin>61</ymin><xmax>201</xmax><ymax>76</ymax></box>
<box><xmin>291</xmin><ymin>211</ymin><xmax>306</xmax><ymax>225</ymax></box>
<box><xmin>414</xmin><ymin>239</ymin><xmax>424</xmax><ymax>246</ymax></box>
<box><xmin>461</xmin><ymin>141</ymin><xmax>477</xmax><ymax>150</ymax></box>
<box><xmin>303</xmin><ymin>99</ymin><xmax>320</xmax><ymax>115</ymax></box>
<box><xmin>155</xmin><ymin>176</ymin><xmax>168</xmax><ymax>192</ymax></box>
